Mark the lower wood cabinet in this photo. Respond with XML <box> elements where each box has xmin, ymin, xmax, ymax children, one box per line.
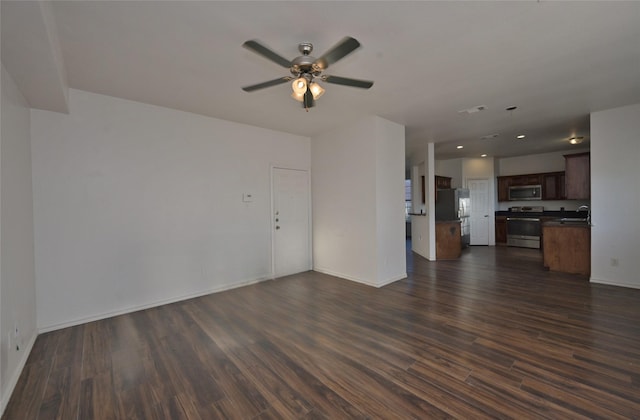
<box><xmin>542</xmin><ymin>224</ymin><xmax>590</xmax><ymax>275</ymax></box>
<box><xmin>436</xmin><ymin>221</ymin><xmax>461</xmax><ymax>259</ymax></box>
<box><xmin>495</xmin><ymin>216</ymin><xmax>507</xmax><ymax>245</ymax></box>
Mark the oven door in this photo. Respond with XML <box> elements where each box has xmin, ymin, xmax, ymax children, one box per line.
<box><xmin>506</xmin><ymin>217</ymin><xmax>541</xmax><ymax>248</ymax></box>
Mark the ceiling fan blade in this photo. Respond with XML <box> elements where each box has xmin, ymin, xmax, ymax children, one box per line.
<box><xmin>242</xmin><ymin>40</ymin><xmax>291</xmax><ymax>68</ymax></box>
<box><xmin>242</xmin><ymin>77</ymin><xmax>291</xmax><ymax>92</ymax></box>
<box><xmin>314</xmin><ymin>37</ymin><xmax>361</xmax><ymax>70</ymax></box>
<box><xmin>322</xmin><ymin>75</ymin><xmax>374</xmax><ymax>89</ymax></box>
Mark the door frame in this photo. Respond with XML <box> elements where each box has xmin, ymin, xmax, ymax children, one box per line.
<box><xmin>270</xmin><ymin>164</ymin><xmax>312</xmax><ymax>279</ymax></box>
<box><xmin>466</xmin><ymin>177</ymin><xmax>494</xmax><ymax>246</ymax></box>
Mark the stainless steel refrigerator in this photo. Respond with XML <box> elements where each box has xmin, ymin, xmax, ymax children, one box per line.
<box><xmin>435</xmin><ymin>188</ymin><xmax>470</xmax><ymax>247</ymax></box>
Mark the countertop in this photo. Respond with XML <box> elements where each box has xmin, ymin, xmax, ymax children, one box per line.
<box><xmin>542</xmin><ymin>221</ymin><xmax>591</xmax><ymax>228</ymax></box>
<box><xmin>496</xmin><ymin>210</ymin><xmax>589</xmax><ymax>219</ymax></box>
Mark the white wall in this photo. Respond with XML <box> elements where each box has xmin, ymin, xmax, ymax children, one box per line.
<box><xmin>312</xmin><ymin>116</ymin><xmax>406</xmax><ymax>287</ymax></box>
<box><xmin>498</xmin><ymin>149</ymin><xmax>579</xmax><ymax>175</ymax></box>
<box><xmin>435</xmin><ymin>158</ymin><xmax>462</xmax><ymax>188</ymax></box>
<box><xmin>590</xmin><ymin>103</ymin><xmax>640</xmax><ymax>289</ymax></box>
<box><xmin>375</xmin><ymin>118</ymin><xmax>407</xmax><ymax>284</ymax></box>
<box><xmin>411</xmin><ymin>143</ymin><xmax>436</xmax><ymax>260</ymax></box>
<box><xmin>0</xmin><ymin>65</ymin><xmax>38</xmax><ymax>413</ymax></box>
<box><xmin>31</xmin><ymin>89</ymin><xmax>310</xmax><ymax>331</ymax></box>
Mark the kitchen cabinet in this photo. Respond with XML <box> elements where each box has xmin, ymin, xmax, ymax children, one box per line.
<box><xmin>435</xmin><ymin>175</ymin><xmax>452</xmax><ymax>190</ymax></box>
<box><xmin>542</xmin><ymin>223</ymin><xmax>590</xmax><ymax>275</ymax></box>
<box><xmin>542</xmin><ymin>172</ymin><xmax>566</xmax><ymax>200</ymax></box>
<box><xmin>436</xmin><ymin>221</ymin><xmax>461</xmax><ymax>259</ymax></box>
<box><xmin>510</xmin><ymin>174</ymin><xmax>542</xmax><ymax>186</ymax></box>
<box><xmin>564</xmin><ymin>153</ymin><xmax>590</xmax><ymax>200</ymax></box>
<box><xmin>498</xmin><ymin>171</ymin><xmax>570</xmax><ymax>202</ymax></box>
<box><xmin>495</xmin><ymin>216</ymin><xmax>507</xmax><ymax>245</ymax></box>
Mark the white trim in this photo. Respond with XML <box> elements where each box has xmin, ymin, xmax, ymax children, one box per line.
<box><xmin>38</xmin><ymin>274</ymin><xmax>270</xmax><ymax>333</ymax></box>
<box><xmin>313</xmin><ymin>268</ymin><xmax>406</xmax><ymax>288</ymax></box>
<box><xmin>0</xmin><ymin>331</ymin><xmax>37</xmax><ymax>416</ymax></box>
<box><xmin>590</xmin><ymin>277</ymin><xmax>640</xmax><ymax>290</ymax></box>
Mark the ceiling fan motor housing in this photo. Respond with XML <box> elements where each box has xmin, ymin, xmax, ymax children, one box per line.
<box><xmin>290</xmin><ymin>44</ymin><xmax>318</xmax><ymax>76</ymax></box>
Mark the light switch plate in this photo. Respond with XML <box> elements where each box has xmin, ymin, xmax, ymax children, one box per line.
<box><xmin>242</xmin><ymin>193</ymin><xmax>253</xmax><ymax>202</ymax></box>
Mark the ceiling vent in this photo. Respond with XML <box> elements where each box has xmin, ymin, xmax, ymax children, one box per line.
<box><xmin>480</xmin><ymin>133</ymin><xmax>499</xmax><ymax>140</ymax></box>
<box><xmin>458</xmin><ymin>105</ymin><xmax>487</xmax><ymax>115</ymax></box>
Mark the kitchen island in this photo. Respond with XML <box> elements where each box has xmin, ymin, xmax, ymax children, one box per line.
<box><xmin>542</xmin><ymin>221</ymin><xmax>590</xmax><ymax>275</ymax></box>
<box><xmin>436</xmin><ymin>220</ymin><xmax>461</xmax><ymax>260</ymax></box>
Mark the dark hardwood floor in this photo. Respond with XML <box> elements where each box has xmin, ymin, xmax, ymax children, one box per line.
<box><xmin>4</xmin><ymin>245</ymin><xmax>640</xmax><ymax>419</ymax></box>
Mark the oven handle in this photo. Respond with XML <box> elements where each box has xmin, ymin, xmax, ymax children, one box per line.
<box><xmin>506</xmin><ymin>217</ymin><xmax>540</xmax><ymax>222</ymax></box>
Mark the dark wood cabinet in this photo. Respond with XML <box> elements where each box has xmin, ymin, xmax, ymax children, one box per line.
<box><xmin>510</xmin><ymin>174</ymin><xmax>542</xmax><ymax>186</ymax></box>
<box><xmin>543</xmin><ymin>224</ymin><xmax>590</xmax><ymax>275</ymax></box>
<box><xmin>542</xmin><ymin>172</ymin><xmax>566</xmax><ymax>200</ymax></box>
<box><xmin>497</xmin><ymin>176</ymin><xmax>511</xmax><ymax>202</ymax></box>
<box><xmin>436</xmin><ymin>221</ymin><xmax>461</xmax><ymax>259</ymax></box>
<box><xmin>495</xmin><ymin>216</ymin><xmax>507</xmax><ymax>245</ymax></box>
<box><xmin>564</xmin><ymin>153</ymin><xmax>590</xmax><ymax>200</ymax></box>
<box><xmin>498</xmin><ymin>171</ymin><xmax>568</xmax><ymax>202</ymax></box>
<box><xmin>435</xmin><ymin>175</ymin><xmax>452</xmax><ymax>190</ymax></box>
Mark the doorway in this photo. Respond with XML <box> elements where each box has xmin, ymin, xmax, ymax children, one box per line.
<box><xmin>271</xmin><ymin>167</ymin><xmax>311</xmax><ymax>278</ymax></box>
<box><xmin>468</xmin><ymin>178</ymin><xmax>491</xmax><ymax>245</ymax></box>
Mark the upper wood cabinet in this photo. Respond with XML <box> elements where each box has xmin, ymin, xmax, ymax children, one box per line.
<box><xmin>564</xmin><ymin>153</ymin><xmax>590</xmax><ymax>200</ymax></box>
<box><xmin>435</xmin><ymin>175</ymin><xmax>452</xmax><ymax>190</ymax></box>
<box><xmin>497</xmin><ymin>176</ymin><xmax>511</xmax><ymax>202</ymax></box>
<box><xmin>509</xmin><ymin>174</ymin><xmax>542</xmax><ymax>186</ymax></box>
<box><xmin>542</xmin><ymin>172</ymin><xmax>566</xmax><ymax>200</ymax></box>
<box><xmin>498</xmin><ymin>171</ymin><xmax>566</xmax><ymax>201</ymax></box>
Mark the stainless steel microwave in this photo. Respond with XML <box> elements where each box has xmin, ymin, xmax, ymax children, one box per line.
<box><xmin>508</xmin><ymin>185</ymin><xmax>542</xmax><ymax>201</ymax></box>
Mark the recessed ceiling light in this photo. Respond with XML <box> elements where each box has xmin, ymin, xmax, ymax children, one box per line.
<box><xmin>481</xmin><ymin>154</ymin><xmax>487</xmax><ymax>157</ymax></box>
<box><xmin>457</xmin><ymin>145</ymin><xmax>464</xmax><ymax>149</ymax></box>
<box><xmin>516</xmin><ymin>134</ymin><xmax>526</xmax><ymax>139</ymax></box>
<box><xmin>480</xmin><ymin>133</ymin><xmax>499</xmax><ymax>140</ymax></box>
<box><xmin>569</xmin><ymin>136</ymin><xmax>584</xmax><ymax>145</ymax></box>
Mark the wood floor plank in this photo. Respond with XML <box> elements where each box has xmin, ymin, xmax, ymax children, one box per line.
<box><xmin>3</xmin><ymin>245</ymin><xmax>640</xmax><ymax>419</ymax></box>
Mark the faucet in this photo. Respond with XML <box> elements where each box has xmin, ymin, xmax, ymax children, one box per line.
<box><xmin>577</xmin><ymin>205</ymin><xmax>591</xmax><ymax>224</ymax></box>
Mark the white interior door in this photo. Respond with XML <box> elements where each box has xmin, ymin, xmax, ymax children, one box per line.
<box><xmin>272</xmin><ymin>167</ymin><xmax>311</xmax><ymax>278</ymax></box>
<box><xmin>468</xmin><ymin>178</ymin><xmax>490</xmax><ymax>245</ymax></box>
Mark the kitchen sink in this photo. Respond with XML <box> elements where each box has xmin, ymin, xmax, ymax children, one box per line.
<box><xmin>557</xmin><ymin>217</ymin><xmax>589</xmax><ymax>225</ymax></box>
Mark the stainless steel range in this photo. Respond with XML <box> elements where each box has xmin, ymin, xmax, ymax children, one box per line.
<box><xmin>507</xmin><ymin>206</ymin><xmax>544</xmax><ymax>249</ymax></box>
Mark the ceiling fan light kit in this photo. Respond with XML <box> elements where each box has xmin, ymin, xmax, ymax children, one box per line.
<box><xmin>242</xmin><ymin>36</ymin><xmax>373</xmax><ymax>110</ymax></box>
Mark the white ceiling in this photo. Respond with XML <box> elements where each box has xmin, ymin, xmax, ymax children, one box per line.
<box><xmin>3</xmin><ymin>1</ymin><xmax>640</xmax><ymax>161</ymax></box>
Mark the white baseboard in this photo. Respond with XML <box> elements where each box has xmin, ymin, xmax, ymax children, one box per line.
<box><xmin>313</xmin><ymin>267</ymin><xmax>406</xmax><ymax>288</ymax></box>
<box><xmin>38</xmin><ymin>275</ymin><xmax>271</xmax><ymax>333</ymax></box>
<box><xmin>0</xmin><ymin>331</ymin><xmax>37</xmax><ymax>417</ymax></box>
<box><xmin>590</xmin><ymin>277</ymin><xmax>640</xmax><ymax>290</ymax></box>
<box><xmin>377</xmin><ymin>273</ymin><xmax>408</xmax><ymax>287</ymax></box>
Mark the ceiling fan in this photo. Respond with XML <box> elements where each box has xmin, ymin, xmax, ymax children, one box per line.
<box><xmin>241</xmin><ymin>36</ymin><xmax>374</xmax><ymax>110</ymax></box>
